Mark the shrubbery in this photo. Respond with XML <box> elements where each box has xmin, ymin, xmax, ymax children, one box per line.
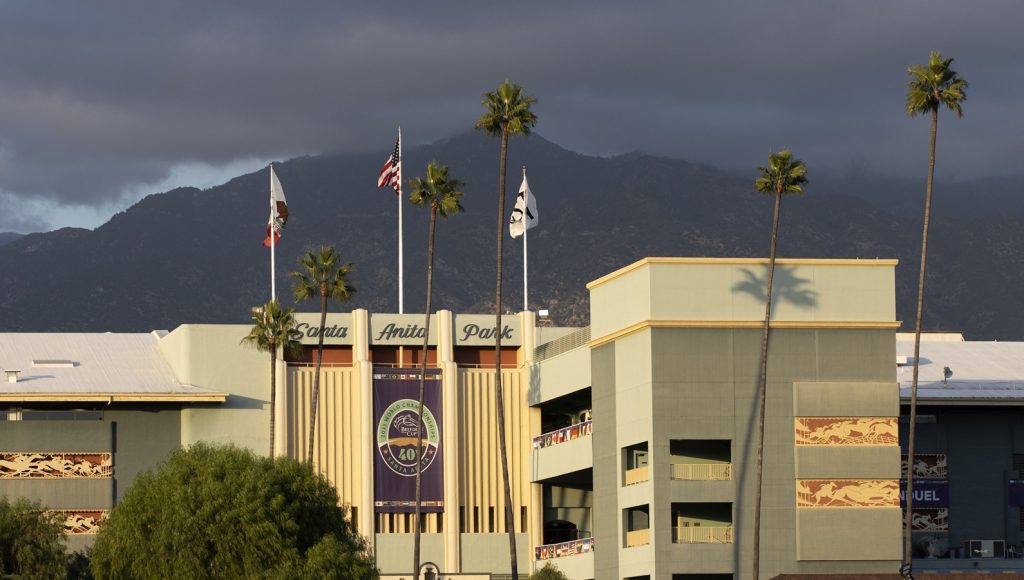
<box><xmin>90</xmin><ymin>443</ymin><xmax>377</xmax><ymax>579</ymax></box>
<box><xmin>0</xmin><ymin>497</ymin><xmax>67</xmax><ymax>579</ymax></box>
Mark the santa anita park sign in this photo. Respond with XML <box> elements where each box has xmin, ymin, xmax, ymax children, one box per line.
<box><xmin>291</xmin><ymin>312</ymin><xmax>520</xmax><ymax>347</ymax></box>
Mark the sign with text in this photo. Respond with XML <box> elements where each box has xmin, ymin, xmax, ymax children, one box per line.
<box><xmin>899</xmin><ymin>480</ymin><xmax>949</xmax><ymax>508</ymax></box>
<box><xmin>292</xmin><ymin>313</ymin><xmax>353</xmax><ymax>346</ymax></box>
<box><xmin>369</xmin><ymin>314</ymin><xmax>439</xmax><ymax>346</ymax></box>
<box><xmin>452</xmin><ymin>314</ymin><xmax>520</xmax><ymax>346</ymax></box>
<box><xmin>373</xmin><ymin>368</ymin><xmax>444</xmax><ymax>513</ymax></box>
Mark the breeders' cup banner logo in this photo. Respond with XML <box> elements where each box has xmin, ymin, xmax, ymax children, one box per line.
<box><xmin>373</xmin><ymin>368</ymin><xmax>444</xmax><ymax>513</ymax></box>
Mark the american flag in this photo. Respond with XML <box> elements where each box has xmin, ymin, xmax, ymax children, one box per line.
<box><xmin>377</xmin><ymin>136</ymin><xmax>401</xmax><ymax>196</ymax></box>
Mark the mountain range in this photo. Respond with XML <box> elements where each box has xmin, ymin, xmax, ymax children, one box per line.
<box><xmin>1</xmin><ymin>131</ymin><xmax>1022</xmax><ymax>340</ymax></box>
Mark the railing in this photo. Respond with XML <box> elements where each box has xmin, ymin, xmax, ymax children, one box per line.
<box><xmin>532</xmin><ymin>420</ymin><xmax>593</xmax><ymax>449</ymax></box>
<box><xmin>624</xmin><ymin>466</ymin><xmax>649</xmax><ymax>485</ymax></box>
<box><xmin>535</xmin><ymin>326</ymin><xmax>591</xmax><ymax>362</ymax></box>
<box><xmin>625</xmin><ymin>528</ymin><xmax>650</xmax><ymax>547</ymax></box>
<box><xmin>673</xmin><ymin>526</ymin><xmax>734</xmax><ymax>544</ymax></box>
<box><xmin>671</xmin><ymin>463</ymin><xmax>732</xmax><ymax>481</ymax></box>
<box><xmin>535</xmin><ymin>537</ymin><xmax>595</xmax><ymax>560</ymax></box>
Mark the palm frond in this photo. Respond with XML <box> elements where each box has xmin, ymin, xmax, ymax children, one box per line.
<box><xmin>754</xmin><ymin>149</ymin><xmax>808</xmax><ymax>196</ymax></box>
<box><xmin>409</xmin><ymin>161</ymin><xmax>466</xmax><ymax>220</ymax></box>
<box><xmin>475</xmin><ymin>80</ymin><xmax>538</xmax><ymax>138</ymax></box>
<box><xmin>905</xmin><ymin>51</ymin><xmax>968</xmax><ymax>117</ymax></box>
<box><xmin>290</xmin><ymin>246</ymin><xmax>356</xmax><ymax>304</ymax></box>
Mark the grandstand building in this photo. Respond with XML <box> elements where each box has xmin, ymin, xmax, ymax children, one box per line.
<box><xmin>1</xmin><ymin>257</ymin><xmax>917</xmax><ymax>578</ymax></box>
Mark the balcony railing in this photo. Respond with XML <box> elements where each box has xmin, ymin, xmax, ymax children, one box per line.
<box><xmin>670</xmin><ymin>463</ymin><xmax>732</xmax><ymax>481</ymax></box>
<box><xmin>624</xmin><ymin>466</ymin><xmax>649</xmax><ymax>485</ymax></box>
<box><xmin>532</xmin><ymin>420</ymin><xmax>593</xmax><ymax>450</ymax></box>
<box><xmin>673</xmin><ymin>526</ymin><xmax>734</xmax><ymax>544</ymax></box>
<box><xmin>625</xmin><ymin>528</ymin><xmax>650</xmax><ymax>547</ymax></box>
<box><xmin>534</xmin><ymin>537</ymin><xmax>595</xmax><ymax>560</ymax></box>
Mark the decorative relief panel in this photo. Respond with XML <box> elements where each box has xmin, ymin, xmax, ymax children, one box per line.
<box><xmin>795</xmin><ymin>417</ymin><xmax>898</xmax><ymax>446</ymax></box>
<box><xmin>51</xmin><ymin>510</ymin><xmax>109</xmax><ymax>535</ymax></box>
<box><xmin>911</xmin><ymin>508</ymin><xmax>948</xmax><ymax>532</ymax></box>
<box><xmin>902</xmin><ymin>454</ymin><xmax>947</xmax><ymax>479</ymax></box>
<box><xmin>0</xmin><ymin>452</ymin><xmax>112</xmax><ymax>479</ymax></box>
<box><xmin>797</xmin><ymin>479</ymin><xmax>900</xmax><ymax>508</ymax></box>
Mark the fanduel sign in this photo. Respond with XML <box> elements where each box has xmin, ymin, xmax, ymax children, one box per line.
<box><xmin>899</xmin><ymin>480</ymin><xmax>949</xmax><ymax>508</ymax></box>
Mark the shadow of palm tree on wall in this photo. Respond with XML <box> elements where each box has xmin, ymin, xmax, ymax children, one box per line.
<box><xmin>730</xmin><ymin>264</ymin><xmax>818</xmax><ymax>576</ymax></box>
<box><xmin>732</xmin><ymin>265</ymin><xmax>819</xmax><ymax>310</ymax></box>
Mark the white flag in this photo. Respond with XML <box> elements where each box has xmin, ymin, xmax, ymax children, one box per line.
<box><xmin>509</xmin><ymin>172</ymin><xmax>538</xmax><ymax>238</ymax></box>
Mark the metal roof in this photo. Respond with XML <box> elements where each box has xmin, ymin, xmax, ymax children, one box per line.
<box><xmin>0</xmin><ymin>332</ymin><xmax>225</xmax><ymax>403</ymax></box>
<box><xmin>897</xmin><ymin>339</ymin><xmax>1024</xmax><ymax>404</ymax></box>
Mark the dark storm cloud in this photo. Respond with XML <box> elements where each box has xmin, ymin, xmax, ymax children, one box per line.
<box><xmin>0</xmin><ymin>0</ymin><xmax>1021</xmax><ymax>231</ymax></box>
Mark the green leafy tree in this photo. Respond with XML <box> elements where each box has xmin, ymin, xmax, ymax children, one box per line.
<box><xmin>242</xmin><ymin>300</ymin><xmax>303</xmax><ymax>457</ymax></box>
<box><xmin>291</xmin><ymin>246</ymin><xmax>356</xmax><ymax>464</ymax></box>
<box><xmin>89</xmin><ymin>443</ymin><xmax>377</xmax><ymax>579</ymax></box>
<box><xmin>751</xmin><ymin>149</ymin><xmax>808</xmax><ymax>580</ymax></box>
<box><xmin>902</xmin><ymin>51</ymin><xmax>967</xmax><ymax>569</ymax></box>
<box><xmin>475</xmin><ymin>80</ymin><xmax>537</xmax><ymax>580</ymax></box>
<box><xmin>0</xmin><ymin>497</ymin><xmax>66</xmax><ymax>579</ymax></box>
<box><xmin>408</xmin><ymin>162</ymin><xmax>465</xmax><ymax>578</ymax></box>
<box><xmin>528</xmin><ymin>563</ymin><xmax>570</xmax><ymax>580</ymax></box>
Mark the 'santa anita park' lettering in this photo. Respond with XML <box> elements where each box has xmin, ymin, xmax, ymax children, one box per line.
<box><xmin>458</xmin><ymin>324</ymin><xmax>513</xmax><ymax>342</ymax></box>
<box><xmin>295</xmin><ymin>322</ymin><xmax>349</xmax><ymax>339</ymax></box>
<box><xmin>375</xmin><ymin>323</ymin><xmax>427</xmax><ymax>341</ymax></box>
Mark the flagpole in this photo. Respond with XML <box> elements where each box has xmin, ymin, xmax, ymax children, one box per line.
<box><xmin>270</xmin><ymin>163</ymin><xmax>276</xmax><ymax>302</ymax></box>
<box><xmin>398</xmin><ymin>127</ymin><xmax>404</xmax><ymax>314</ymax></box>
<box><xmin>522</xmin><ymin>165</ymin><xmax>528</xmax><ymax>313</ymax></box>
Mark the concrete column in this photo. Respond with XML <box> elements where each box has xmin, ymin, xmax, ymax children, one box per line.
<box><xmin>519</xmin><ymin>310</ymin><xmax>543</xmax><ymax>566</ymax></box>
<box><xmin>437</xmin><ymin>310</ymin><xmax>461</xmax><ymax>572</ymax></box>
<box><xmin>274</xmin><ymin>357</ymin><xmax>287</xmax><ymax>457</ymax></box>
<box><xmin>354</xmin><ymin>308</ymin><xmax>375</xmax><ymax>551</ymax></box>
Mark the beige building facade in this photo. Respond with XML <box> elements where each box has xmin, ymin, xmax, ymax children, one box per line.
<box><xmin>1</xmin><ymin>257</ymin><xmax>906</xmax><ymax>578</ymax></box>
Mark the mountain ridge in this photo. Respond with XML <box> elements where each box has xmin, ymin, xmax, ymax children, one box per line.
<box><xmin>1</xmin><ymin>132</ymin><xmax>1021</xmax><ymax>339</ymax></box>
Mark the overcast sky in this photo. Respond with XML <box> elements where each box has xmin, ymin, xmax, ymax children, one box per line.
<box><xmin>1</xmin><ymin>1</ymin><xmax>1021</xmax><ymax>233</ymax></box>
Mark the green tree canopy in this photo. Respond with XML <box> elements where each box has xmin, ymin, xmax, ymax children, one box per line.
<box><xmin>528</xmin><ymin>563</ymin><xmax>570</xmax><ymax>580</ymax></box>
<box><xmin>0</xmin><ymin>497</ymin><xmax>66</xmax><ymax>579</ymax></box>
<box><xmin>906</xmin><ymin>50</ymin><xmax>968</xmax><ymax>118</ymax></box>
<box><xmin>89</xmin><ymin>443</ymin><xmax>377</xmax><ymax>579</ymax></box>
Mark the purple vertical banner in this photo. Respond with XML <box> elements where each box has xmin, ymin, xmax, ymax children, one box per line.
<box><xmin>373</xmin><ymin>367</ymin><xmax>444</xmax><ymax>513</ymax></box>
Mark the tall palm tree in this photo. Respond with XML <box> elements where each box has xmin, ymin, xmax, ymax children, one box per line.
<box><xmin>241</xmin><ymin>300</ymin><xmax>303</xmax><ymax>457</ymax></box>
<box><xmin>290</xmin><ymin>246</ymin><xmax>356</xmax><ymax>465</ymax></box>
<box><xmin>903</xmin><ymin>51</ymin><xmax>967</xmax><ymax>571</ymax></box>
<box><xmin>751</xmin><ymin>149</ymin><xmax>808</xmax><ymax>580</ymax></box>
<box><xmin>475</xmin><ymin>80</ymin><xmax>536</xmax><ymax>580</ymax></box>
<box><xmin>408</xmin><ymin>162</ymin><xmax>465</xmax><ymax>580</ymax></box>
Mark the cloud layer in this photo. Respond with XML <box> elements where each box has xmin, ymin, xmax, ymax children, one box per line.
<box><xmin>1</xmin><ymin>1</ymin><xmax>1021</xmax><ymax>231</ymax></box>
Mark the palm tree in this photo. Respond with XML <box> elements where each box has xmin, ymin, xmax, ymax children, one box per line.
<box><xmin>241</xmin><ymin>300</ymin><xmax>303</xmax><ymax>457</ymax></box>
<box><xmin>408</xmin><ymin>162</ymin><xmax>465</xmax><ymax>579</ymax></box>
<box><xmin>475</xmin><ymin>80</ymin><xmax>537</xmax><ymax>580</ymax></box>
<box><xmin>751</xmin><ymin>149</ymin><xmax>808</xmax><ymax>580</ymax></box>
<box><xmin>290</xmin><ymin>246</ymin><xmax>356</xmax><ymax>465</ymax></box>
<box><xmin>903</xmin><ymin>51</ymin><xmax>967</xmax><ymax>570</ymax></box>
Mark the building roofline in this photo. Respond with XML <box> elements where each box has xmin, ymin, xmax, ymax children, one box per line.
<box><xmin>589</xmin><ymin>319</ymin><xmax>902</xmax><ymax>348</ymax></box>
<box><xmin>0</xmin><ymin>392</ymin><xmax>228</xmax><ymax>403</ymax></box>
<box><xmin>586</xmin><ymin>257</ymin><xmax>900</xmax><ymax>290</ymax></box>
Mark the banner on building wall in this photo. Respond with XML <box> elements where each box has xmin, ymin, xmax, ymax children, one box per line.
<box><xmin>1009</xmin><ymin>480</ymin><xmax>1024</xmax><ymax>507</ymax></box>
<box><xmin>899</xmin><ymin>480</ymin><xmax>949</xmax><ymax>508</ymax></box>
<box><xmin>373</xmin><ymin>368</ymin><xmax>444</xmax><ymax>513</ymax></box>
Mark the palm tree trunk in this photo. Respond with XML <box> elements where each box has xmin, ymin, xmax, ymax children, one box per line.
<box><xmin>269</xmin><ymin>348</ymin><xmax>277</xmax><ymax>458</ymax></box>
<box><xmin>752</xmin><ymin>189</ymin><xmax>783</xmax><ymax>580</ymax></box>
<box><xmin>307</xmin><ymin>292</ymin><xmax>327</xmax><ymax>465</ymax></box>
<box><xmin>494</xmin><ymin>128</ymin><xmax>519</xmax><ymax>579</ymax></box>
<box><xmin>904</xmin><ymin>107</ymin><xmax>939</xmax><ymax>569</ymax></box>
<box><xmin>413</xmin><ymin>207</ymin><xmax>438</xmax><ymax>580</ymax></box>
